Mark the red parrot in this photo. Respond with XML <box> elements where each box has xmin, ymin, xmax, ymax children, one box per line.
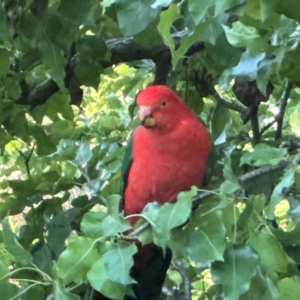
<box><xmin>124</xmin><ymin>85</ymin><xmax>211</xmax><ymax>221</ymax></box>
<box><xmin>122</xmin><ymin>85</ymin><xmax>211</xmax><ymax>300</ymax></box>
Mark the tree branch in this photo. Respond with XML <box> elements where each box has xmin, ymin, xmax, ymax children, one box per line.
<box><xmin>192</xmin><ymin>160</ymin><xmax>289</xmax><ymax>209</ymax></box>
<box><xmin>209</xmin><ymin>86</ymin><xmax>247</xmax><ymax>114</ymax></box>
<box><xmin>249</xmin><ymin>106</ymin><xmax>260</xmax><ymax>145</ymax></box>
<box><xmin>19</xmin><ymin>37</ymin><xmax>172</xmax><ymax>107</ymax></box>
<box><xmin>260</xmin><ymin>80</ymin><xmax>292</xmax><ymax>138</ymax></box>
<box><xmin>275</xmin><ymin>80</ymin><xmax>292</xmax><ymax>140</ymax></box>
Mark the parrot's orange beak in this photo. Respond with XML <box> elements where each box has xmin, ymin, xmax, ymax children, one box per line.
<box><xmin>139</xmin><ymin>106</ymin><xmax>156</xmax><ymax>128</ymax></box>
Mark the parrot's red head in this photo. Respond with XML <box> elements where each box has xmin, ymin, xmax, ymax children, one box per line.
<box><xmin>136</xmin><ymin>85</ymin><xmax>189</xmax><ymax>132</ymax></box>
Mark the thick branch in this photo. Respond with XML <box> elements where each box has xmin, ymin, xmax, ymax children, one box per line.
<box><xmin>103</xmin><ymin>37</ymin><xmax>168</xmax><ymax>67</ymax></box>
<box><xmin>27</xmin><ymin>79</ymin><xmax>60</xmax><ymax>107</ymax></box>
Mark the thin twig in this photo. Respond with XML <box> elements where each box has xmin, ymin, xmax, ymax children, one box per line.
<box><xmin>275</xmin><ymin>80</ymin><xmax>292</xmax><ymax>140</ymax></box>
<box><xmin>162</xmin><ymin>286</ymin><xmax>174</xmax><ymax>298</ymax></box>
<box><xmin>173</xmin><ymin>261</ymin><xmax>192</xmax><ymax>300</ymax></box>
<box><xmin>260</xmin><ymin>119</ymin><xmax>276</xmax><ymax>136</ymax></box>
<box><xmin>261</xmin><ymin>80</ymin><xmax>292</xmax><ymax>138</ymax></box>
<box><xmin>17</xmin><ymin>143</ymin><xmax>35</xmax><ymax>178</ymax></box>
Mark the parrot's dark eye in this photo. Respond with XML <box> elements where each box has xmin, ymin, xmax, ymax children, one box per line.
<box><xmin>160</xmin><ymin>99</ymin><xmax>167</xmax><ymax>107</ymax></box>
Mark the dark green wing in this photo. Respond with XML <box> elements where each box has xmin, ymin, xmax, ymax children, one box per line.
<box><xmin>197</xmin><ymin>117</ymin><xmax>215</xmax><ymax>186</ymax></box>
<box><xmin>119</xmin><ymin>134</ymin><xmax>133</xmax><ymax>211</ymax></box>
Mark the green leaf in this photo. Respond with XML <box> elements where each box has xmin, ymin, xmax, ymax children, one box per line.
<box><xmin>200</xmin><ymin>16</ymin><xmax>224</xmax><ymax>45</ymax></box>
<box><xmin>152</xmin><ymin>0</ymin><xmax>172</xmax><ymax>8</ymax></box>
<box><xmin>115</xmin><ymin>0</ymin><xmax>160</xmax><ymax>36</ymax></box>
<box><xmin>290</xmin><ymin>103</ymin><xmax>300</xmax><ymax>130</ymax></box>
<box><xmin>147</xmin><ymin>187</ymin><xmax>195</xmax><ymax>249</ymax></box>
<box><xmin>87</xmin><ymin>257</ymin><xmax>130</xmax><ymax>299</ymax></box>
<box><xmin>74</xmin><ymin>60</ymin><xmax>102</xmax><ymax>89</ymax></box>
<box><xmin>211</xmin><ymin>102</ymin><xmax>229</xmax><ymax>140</ymax></box>
<box><xmin>188</xmin><ymin>0</ymin><xmax>214</xmax><ymax>25</ymax></box>
<box><xmin>219</xmin><ymin>157</ymin><xmax>240</xmax><ymax>196</ymax></box>
<box><xmin>52</xmin><ymin>276</ymin><xmax>80</xmax><ymax>300</ymax></box>
<box><xmin>0</xmin><ymin>260</ymin><xmax>9</xmax><ymax>282</ymax></box>
<box><xmin>278</xmin><ymin>278</ymin><xmax>300</xmax><ymax>300</ymax></box>
<box><xmin>50</xmin><ymin>120</ymin><xmax>75</xmax><ymax>143</ymax></box>
<box><xmin>38</xmin><ymin>40</ymin><xmax>66</xmax><ymax>89</ymax></box>
<box><xmin>56</xmin><ymin>236</ymin><xmax>100</xmax><ymax>284</ymax></box>
<box><xmin>211</xmin><ymin>245</ymin><xmax>260</xmax><ymax>300</ymax></box>
<box><xmin>81</xmin><ymin>211</ymin><xmax>107</xmax><ymax>239</ymax></box>
<box><xmin>104</xmin><ymin>241</ymin><xmax>137</xmax><ymax>284</ymax></box>
<box><xmin>187</xmin><ymin>210</ymin><xmax>226</xmax><ymax>262</ymax></box>
<box><xmin>245</xmin><ymin>0</ymin><xmax>277</xmax><ymax>23</ymax></box>
<box><xmin>265</xmin><ymin>164</ymin><xmax>297</xmax><ymax>219</ymax></box>
<box><xmin>58</xmin><ymin>0</ymin><xmax>94</xmax><ymax>24</ymax></box>
<box><xmin>46</xmin><ymin>92</ymin><xmax>75</xmax><ymax>121</ymax></box>
<box><xmin>0</xmin><ymin>48</ymin><xmax>10</xmax><ymax>78</ymax></box>
<box><xmin>30</xmin><ymin>125</ymin><xmax>57</xmax><ymax>156</ymax></box>
<box><xmin>2</xmin><ymin>218</ymin><xmax>32</xmax><ymax>266</ymax></box>
<box><xmin>77</xmin><ymin>35</ymin><xmax>107</xmax><ymax>61</ymax></box>
<box><xmin>157</xmin><ymin>4</ymin><xmax>179</xmax><ymax>62</ymax></box>
<box><xmin>249</xmin><ymin>228</ymin><xmax>291</xmax><ymax>273</ymax></box>
<box><xmin>99</xmin><ymin>215</ymin><xmax>131</xmax><ymax>237</ymax></box>
<box><xmin>47</xmin><ymin>208</ymin><xmax>80</xmax><ymax>258</ymax></box>
<box><xmin>276</xmin><ymin>0</ymin><xmax>300</xmax><ymax>22</ymax></box>
<box><xmin>220</xmin><ymin>52</ymin><xmax>266</xmax><ymax>89</ymax></box>
<box><xmin>240</xmin><ymin>266</ymin><xmax>279</xmax><ymax>300</ymax></box>
<box><xmin>174</xmin><ymin>22</ymin><xmax>208</xmax><ymax>67</ymax></box>
<box><xmin>0</xmin><ymin>282</ymin><xmax>19</xmax><ymax>300</ymax></box>
<box><xmin>106</xmin><ymin>194</ymin><xmax>122</xmax><ymax>216</ymax></box>
<box><xmin>74</xmin><ymin>142</ymin><xmax>93</xmax><ymax>165</ymax></box>
<box><xmin>223</xmin><ymin>22</ymin><xmax>267</xmax><ymax>54</ymax></box>
<box><xmin>23</xmin><ymin>284</ymin><xmax>47</xmax><ymax>300</ymax></box>
<box><xmin>240</xmin><ymin>144</ymin><xmax>287</xmax><ymax>166</ymax></box>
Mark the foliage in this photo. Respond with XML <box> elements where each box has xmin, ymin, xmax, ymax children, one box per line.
<box><xmin>1</xmin><ymin>0</ymin><xmax>300</xmax><ymax>299</ymax></box>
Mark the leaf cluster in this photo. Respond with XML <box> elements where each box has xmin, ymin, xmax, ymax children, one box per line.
<box><xmin>1</xmin><ymin>1</ymin><xmax>300</xmax><ymax>299</ymax></box>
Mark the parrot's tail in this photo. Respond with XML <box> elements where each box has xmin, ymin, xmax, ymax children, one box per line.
<box><xmin>125</xmin><ymin>243</ymin><xmax>172</xmax><ymax>300</ymax></box>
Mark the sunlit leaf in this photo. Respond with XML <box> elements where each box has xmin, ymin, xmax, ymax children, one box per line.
<box><xmin>240</xmin><ymin>144</ymin><xmax>287</xmax><ymax>166</ymax></box>
<box><xmin>265</xmin><ymin>164</ymin><xmax>297</xmax><ymax>219</ymax></box>
<box><xmin>278</xmin><ymin>278</ymin><xmax>300</xmax><ymax>300</ymax></box>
